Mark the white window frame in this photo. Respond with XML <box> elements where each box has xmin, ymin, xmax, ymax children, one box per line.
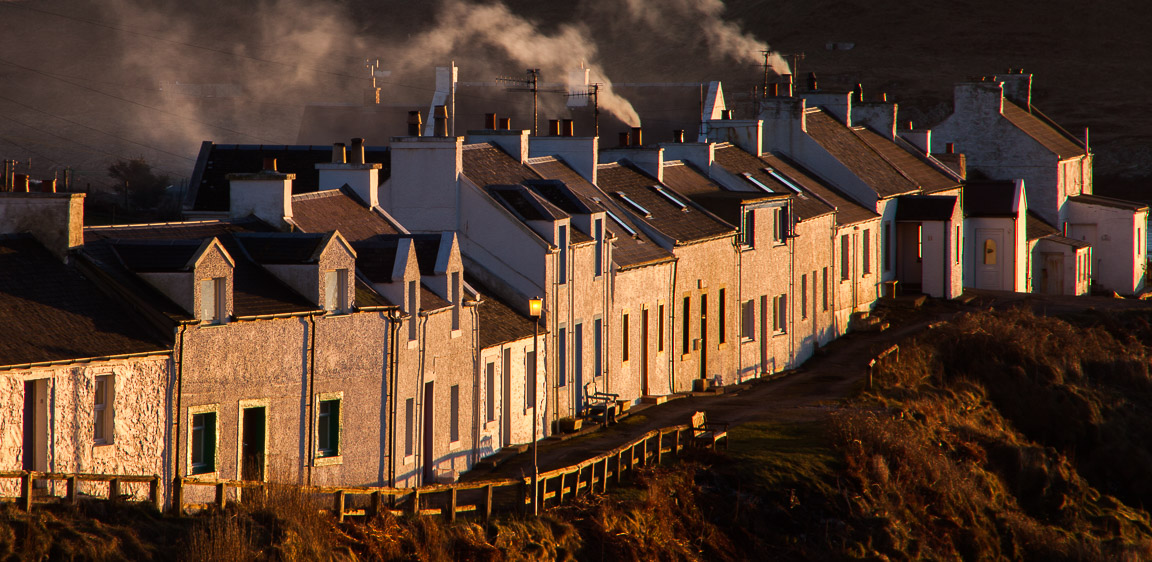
<box><xmin>93</xmin><ymin>374</ymin><xmax>114</xmax><ymax>445</ymax></box>
<box><xmin>235</xmin><ymin>398</ymin><xmax>271</xmax><ymax>482</ymax></box>
<box><xmin>188</xmin><ymin>404</ymin><xmax>220</xmax><ymax>478</ymax></box>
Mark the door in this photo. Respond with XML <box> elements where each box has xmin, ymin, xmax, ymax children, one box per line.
<box><xmin>241</xmin><ymin>407</ymin><xmax>266</xmax><ymax>482</ymax></box>
<box><xmin>574</xmin><ymin>323</ymin><xmax>584</xmax><ymax>415</ymax></box>
<box><xmin>640</xmin><ymin>308</ymin><xmax>650</xmax><ymax>396</ymax></box>
<box><xmin>699</xmin><ymin>294</ymin><xmax>708</xmax><ymax>381</ymax></box>
<box><xmin>422</xmin><ymin>382</ymin><xmax>434</xmax><ymax>483</ymax></box>
<box><xmin>1042</xmin><ymin>253</ymin><xmax>1065</xmax><ymax>295</ymax></box>
<box><xmin>976</xmin><ymin>228</ymin><xmax>1004</xmax><ymax>290</ymax></box>
<box><xmin>22</xmin><ymin>380</ymin><xmax>48</xmax><ymax>474</ymax></box>
<box><xmin>896</xmin><ymin>223</ymin><xmax>923</xmax><ymax>286</ymax></box>
<box><xmin>1068</xmin><ymin>224</ymin><xmax>1098</xmax><ymax>280</ymax></box>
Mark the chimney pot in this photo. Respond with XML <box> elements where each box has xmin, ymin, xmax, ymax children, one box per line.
<box><xmin>853</xmin><ymin>83</ymin><xmax>863</xmax><ymax>102</ymax></box>
<box><xmin>946</xmin><ymin>142</ymin><xmax>955</xmax><ymax>154</ymax></box>
<box><xmin>562</xmin><ymin>119</ymin><xmax>574</xmax><ymax>137</ymax></box>
<box><xmin>350</xmin><ymin>138</ymin><xmax>365</xmax><ymax>164</ymax></box>
<box><xmin>433</xmin><ymin>105</ymin><xmax>449</xmax><ymax>137</ymax></box>
<box><xmin>499</xmin><ymin>117</ymin><xmax>511</xmax><ymax>130</ymax></box>
<box><xmin>630</xmin><ymin>127</ymin><xmax>643</xmax><ymax>146</ymax></box>
<box><xmin>880</xmin><ymin>92</ymin><xmax>888</xmax><ymax>102</ymax></box>
<box><xmin>407</xmin><ymin>111</ymin><xmax>423</xmax><ymax>136</ymax></box>
<box><xmin>14</xmin><ymin>173</ymin><xmax>28</xmax><ymax>192</ymax></box>
<box><xmin>548</xmin><ymin>119</ymin><xmax>560</xmax><ymax>136</ymax></box>
<box><xmin>783</xmin><ymin>73</ymin><xmax>794</xmax><ymax>96</ymax></box>
<box><xmin>769</xmin><ymin>83</ymin><xmax>779</xmax><ymax>96</ymax></box>
<box><xmin>332</xmin><ymin>142</ymin><xmax>347</xmax><ymax>164</ymax></box>
<box><xmin>262</xmin><ymin>158</ymin><xmax>277</xmax><ymax>172</ymax></box>
<box><xmin>720</xmin><ymin>109</ymin><xmax>732</xmax><ymax>120</ymax></box>
<box><xmin>41</xmin><ymin>179</ymin><xmax>56</xmax><ymax>193</ymax></box>
<box><xmin>807</xmin><ymin>72</ymin><xmax>818</xmax><ymax>91</ymax></box>
<box><xmin>673</xmin><ymin>129</ymin><xmax>685</xmax><ymax>143</ymax></box>
<box><xmin>619</xmin><ymin>132</ymin><xmax>630</xmax><ymax>147</ymax></box>
<box><xmin>485</xmin><ymin>113</ymin><xmax>497</xmax><ymax>130</ymax></box>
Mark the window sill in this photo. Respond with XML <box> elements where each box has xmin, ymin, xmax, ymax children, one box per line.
<box><xmin>403</xmin><ymin>455</ymin><xmax>414</xmax><ymax>467</ymax></box>
<box><xmin>718</xmin><ymin>342</ymin><xmax>728</xmax><ymax>350</ymax></box>
<box><xmin>407</xmin><ymin>339</ymin><xmax>419</xmax><ymax>350</ymax></box>
<box><xmin>681</xmin><ymin>353</ymin><xmax>692</xmax><ymax>361</ymax></box>
<box><xmin>187</xmin><ymin>470</ymin><xmax>218</xmax><ymax>481</ymax></box>
<box><xmin>451</xmin><ymin>329</ymin><xmax>462</xmax><ymax>339</ymax></box>
<box><xmin>315</xmin><ymin>454</ymin><xmax>342</xmax><ymax>467</ymax></box>
<box><xmin>449</xmin><ymin>441</ymin><xmax>461</xmax><ymax>452</ymax></box>
<box><xmin>773</xmin><ymin>331</ymin><xmax>787</xmax><ymax>338</ymax></box>
<box><xmin>324</xmin><ymin>311</ymin><xmax>352</xmax><ymax>319</ymax></box>
<box><xmin>740</xmin><ymin>336</ymin><xmax>755</xmax><ymax>343</ymax></box>
<box><xmin>197</xmin><ymin>322</ymin><xmax>229</xmax><ymax>329</ymax></box>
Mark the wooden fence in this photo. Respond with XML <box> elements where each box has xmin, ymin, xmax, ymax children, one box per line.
<box><xmin>175</xmin><ymin>423</ymin><xmax>696</xmax><ymax>521</ymax></box>
<box><xmin>0</xmin><ymin>470</ymin><xmax>161</xmax><ymax>511</ymax></box>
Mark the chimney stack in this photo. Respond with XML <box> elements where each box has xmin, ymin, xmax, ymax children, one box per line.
<box><xmin>783</xmin><ymin>74</ymin><xmax>794</xmax><ymax>96</ymax></box>
<box><xmin>548</xmin><ymin>119</ymin><xmax>561</xmax><ymax>136</ymax></box>
<box><xmin>618</xmin><ymin>132</ymin><xmax>630</xmax><ymax>147</ymax></box>
<box><xmin>769</xmin><ymin>83</ymin><xmax>779</xmax><ymax>97</ymax></box>
<box><xmin>350</xmin><ymin>138</ymin><xmax>366</xmax><ymax>164</ymax></box>
<box><xmin>673</xmin><ymin>129</ymin><xmax>685</xmax><ymax>143</ymax></box>
<box><xmin>630</xmin><ymin>127</ymin><xmax>643</xmax><ymax>146</ymax></box>
<box><xmin>485</xmin><ymin>113</ymin><xmax>497</xmax><ymax>130</ymax></box>
<box><xmin>262</xmin><ymin>158</ymin><xmax>277</xmax><ymax>172</ymax></box>
<box><xmin>946</xmin><ymin>142</ymin><xmax>955</xmax><ymax>154</ymax></box>
<box><xmin>720</xmin><ymin>109</ymin><xmax>732</xmax><ymax>120</ymax></box>
<box><xmin>434</xmin><ymin>105</ymin><xmax>449</xmax><ymax>137</ymax></box>
<box><xmin>499</xmin><ymin>117</ymin><xmax>511</xmax><ymax>130</ymax></box>
<box><xmin>407</xmin><ymin>111</ymin><xmax>423</xmax><ymax>136</ymax></box>
<box><xmin>332</xmin><ymin>142</ymin><xmax>346</xmax><ymax>164</ymax></box>
<box><xmin>879</xmin><ymin>93</ymin><xmax>888</xmax><ymax>102</ymax></box>
<box><xmin>562</xmin><ymin>119</ymin><xmax>574</xmax><ymax>137</ymax></box>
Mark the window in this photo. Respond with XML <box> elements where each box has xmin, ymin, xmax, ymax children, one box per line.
<box><xmin>883</xmin><ymin>222</ymin><xmax>891</xmax><ymax>272</ymax></box>
<box><xmin>594</xmin><ymin>218</ymin><xmax>604</xmax><ymax>276</ymax></box>
<box><xmin>862</xmin><ymin>230</ymin><xmax>871</xmax><ymax>275</ymax></box>
<box><xmin>450</xmin><ymin>385</ymin><xmax>460</xmax><ymax>443</ymax></box>
<box><xmin>317</xmin><ymin>398</ymin><xmax>340</xmax><ymax>458</ymax></box>
<box><xmin>621</xmin><ymin>313</ymin><xmax>630</xmax><ymax>362</ymax></box>
<box><xmin>801</xmin><ymin>275</ymin><xmax>808</xmax><ymax>319</ymax></box>
<box><xmin>772</xmin><ymin>208</ymin><xmax>783</xmax><ymax>243</ymax></box>
<box><xmin>772</xmin><ymin>294</ymin><xmax>787</xmax><ymax>333</ymax></box>
<box><xmin>558</xmin><ymin>327</ymin><xmax>567</xmax><ymax>387</ymax></box>
<box><xmin>451</xmin><ymin>271</ymin><xmax>461</xmax><ymax>330</ymax></box>
<box><xmin>657</xmin><ymin>304</ymin><xmax>665</xmax><ymax>352</ymax></box>
<box><xmin>718</xmin><ymin>289</ymin><xmax>726</xmax><ymax>344</ymax></box>
<box><xmin>324</xmin><ymin>269</ymin><xmax>348</xmax><ymax>312</ymax></box>
<box><xmin>742</xmin><ymin>209</ymin><xmax>756</xmax><ymax>247</ymax></box>
<box><xmin>407</xmin><ymin>280</ymin><xmax>418</xmax><ymax>340</ymax></box>
<box><xmin>682</xmin><ymin>296</ymin><xmax>691</xmax><ymax>353</ymax></box>
<box><xmin>200</xmin><ymin>278</ymin><xmax>225</xmax><ymax>323</ymax></box>
<box><xmin>741</xmin><ymin>300</ymin><xmax>755</xmax><ymax>339</ymax></box>
<box><xmin>574</xmin><ymin>323</ymin><xmax>584</xmax><ymax>385</ymax></box>
<box><xmin>840</xmin><ymin>235</ymin><xmax>850</xmax><ymax>280</ymax></box>
<box><xmin>955</xmin><ymin>226</ymin><xmax>961</xmax><ymax>264</ymax></box>
<box><xmin>558</xmin><ymin>225</ymin><xmax>568</xmax><ymax>285</ymax></box>
<box><xmin>94</xmin><ymin>375</ymin><xmax>113</xmax><ymax>444</ymax></box>
<box><xmin>594</xmin><ymin>318</ymin><xmax>603</xmax><ymax>377</ymax></box>
<box><xmin>526</xmin><ymin>351</ymin><xmax>537</xmax><ymax>412</ymax></box>
<box><xmin>822</xmin><ymin>267</ymin><xmax>829</xmax><ymax>311</ymax></box>
<box><xmin>404</xmin><ymin>399</ymin><xmax>414</xmax><ymax>457</ymax></box>
<box><xmin>984</xmin><ymin>238</ymin><xmax>997</xmax><ymax>265</ymax></box>
<box><xmin>190</xmin><ymin>411</ymin><xmax>216</xmax><ymax>474</ymax></box>
<box><xmin>485</xmin><ymin>362</ymin><xmax>495</xmax><ymax>423</ymax></box>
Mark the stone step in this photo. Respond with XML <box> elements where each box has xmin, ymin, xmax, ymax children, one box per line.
<box><xmin>640</xmin><ymin>395</ymin><xmax>667</xmax><ymax>405</ymax></box>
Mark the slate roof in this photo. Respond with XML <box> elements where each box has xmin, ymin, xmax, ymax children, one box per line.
<box><xmin>895</xmin><ymin>196</ymin><xmax>958</xmax><ymax>222</ymax></box>
<box><xmin>964</xmin><ymin>182</ymin><xmax>1018</xmax><ymax>217</ymax></box>
<box><xmin>421</xmin><ymin>286</ymin><xmax>451</xmax><ymax>312</ymax></box>
<box><xmin>528</xmin><ymin>159</ymin><xmax>674</xmax><ymax>269</ymax></box>
<box><xmin>411</xmin><ymin>234</ymin><xmax>444</xmax><ymax>276</ymax></box>
<box><xmin>487</xmin><ymin>184</ymin><xmax>568</xmax><ymax>222</ymax></box>
<box><xmin>235</xmin><ymin>232</ymin><xmax>328</xmax><ymax>264</ymax></box>
<box><xmin>112</xmin><ymin>239</ymin><xmax>205</xmax><ymax>272</ymax></box>
<box><xmin>1001</xmin><ymin>101</ymin><xmax>1085</xmax><ymax>160</ymax></box>
<box><xmin>467</xmin><ymin>275</ymin><xmax>537</xmax><ymax>349</ymax></box>
<box><xmin>189</xmin><ymin>142</ymin><xmax>391</xmax><ymax>212</ymax></box>
<box><xmin>0</xmin><ymin>234</ymin><xmax>169</xmax><ymax>367</ymax></box>
<box><xmin>350</xmin><ymin>241</ymin><xmax>400</xmax><ymax>283</ymax></box>
<box><xmin>804</xmin><ymin>109</ymin><xmax>920</xmax><ymax>198</ymax></box>
<box><xmin>461</xmin><ymin>143</ymin><xmax>540</xmax><ymax>187</ymax></box>
<box><xmin>1068</xmin><ymin>194</ymin><xmax>1149</xmax><ymax>212</ymax></box>
<box><xmin>709</xmin><ymin>146</ymin><xmax>836</xmax><ymax>222</ymax></box>
<box><xmin>1041</xmin><ymin>234</ymin><xmax>1092</xmax><ymax>249</ymax></box>
<box><xmin>852</xmin><ymin>128</ymin><xmax>961</xmax><ymax>194</ymax></box>
<box><xmin>1026</xmin><ymin>212</ymin><xmax>1059</xmax><ymax>241</ymax></box>
<box><xmin>85</xmin><ymin>221</ymin><xmax>319</xmax><ymax>317</ymax></box>
<box><xmin>597</xmin><ymin>161</ymin><xmax>735</xmax><ymax>245</ymax></box>
<box><xmin>760</xmin><ymin>153</ymin><xmax>878</xmax><ymax>226</ymax></box>
<box><xmin>290</xmin><ymin>188</ymin><xmax>403</xmax><ymax>243</ymax></box>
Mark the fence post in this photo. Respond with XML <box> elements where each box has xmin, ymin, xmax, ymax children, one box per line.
<box><xmin>109</xmin><ymin>478</ymin><xmax>121</xmax><ymax>501</ymax></box>
<box><xmin>149</xmin><ymin>476</ymin><xmax>160</xmax><ymax>511</ymax></box>
<box><xmin>484</xmin><ymin>483</ymin><xmax>493</xmax><ymax>522</ymax></box>
<box><xmin>410</xmin><ymin>489</ymin><xmax>420</xmax><ymax>516</ymax></box>
<box><xmin>674</xmin><ymin>428</ymin><xmax>681</xmax><ymax>455</ymax></box>
<box><xmin>520</xmin><ymin>478</ymin><xmax>529</xmax><ymax>516</ymax></box>
<box><xmin>602</xmin><ymin>458</ymin><xmax>609</xmax><ymax>493</ymax></box>
<box><xmin>215</xmin><ymin>482</ymin><xmax>226</xmax><ymax>509</ymax></box>
<box><xmin>369</xmin><ymin>491</ymin><xmax>381</xmax><ymax>519</ymax></box>
<box><xmin>657</xmin><ymin>432</ymin><xmax>664</xmax><ymax>465</ymax></box>
<box><xmin>334</xmin><ymin>490</ymin><xmax>346</xmax><ymax>523</ymax></box>
<box><xmin>20</xmin><ymin>472</ymin><xmax>33</xmax><ymax>511</ymax></box>
<box><xmin>172</xmin><ymin>478</ymin><xmax>184</xmax><ymax>515</ymax></box>
<box><xmin>446</xmin><ymin>487</ymin><xmax>457</xmax><ymax>521</ymax></box>
<box><xmin>66</xmin><ymin>476</ymin><xmax>78</xmax><ymax>504</ymax></box>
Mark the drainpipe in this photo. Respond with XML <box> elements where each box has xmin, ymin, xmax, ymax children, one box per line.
<box><xmin>668</xmin><ymin>258</ymin><xmax>678</xmax><ymax>394</ymax></box>
<box><xmin>415</xmin><ymin>312</ymin><xmax>430</xmax><ymax>485</ymax></box>
<box><xmin>466</xmin><ymin>299</ymin><xmax>482</xmax><ymax>465</ymax></box>
<box><xmin>170</xmin><ymin>323</ymin><xmax>188</xmax><ymax>509</ymax></box>
<box><xmin>788</xmin><ymin>201</ymin><xmax>796</xmax><ymax>368</ymax></box>
<box><xmin>735</xmin><ymin>223</ymin><xmax>744</xmax><ymax>382</ymax></box>
<box><xmin>387</xmin><ymin>309</ymin><xmax>404</xmax><ymax>487</ymax></box>
<box><xmin>306</xmin><ymin>314</ymin><xmax>318</xmax><ymax>487</ymax></box>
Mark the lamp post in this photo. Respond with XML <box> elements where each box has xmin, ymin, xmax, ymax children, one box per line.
<box><xmin>528</xmin><ymin>296</ymin><xmax>542</xmax><ymax>515</ymax></box>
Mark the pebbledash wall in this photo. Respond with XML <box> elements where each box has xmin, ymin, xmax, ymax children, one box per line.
<box><xmin>0</xmin><ymin>355</ymin><xmax>170</xmax><ymax>501</ymax></box>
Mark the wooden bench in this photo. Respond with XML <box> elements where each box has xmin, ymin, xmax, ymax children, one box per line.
<box><xmin>689</xmin><ymin>411</ymin><xmax>729</xmax><ymax>451</ymax></box>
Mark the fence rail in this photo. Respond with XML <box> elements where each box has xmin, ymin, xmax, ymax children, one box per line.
<box><xmin>175</xmin><ymin>423</ymin><xmax>697</xmax><ymax>520</ymax></box>
<box><xmin>0</xmin><ymin>470</ymin><xmax>161</xmax><ymax>511</ymax></box>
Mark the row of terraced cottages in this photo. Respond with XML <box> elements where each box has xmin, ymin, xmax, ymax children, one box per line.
<box><xmin>1</xmin><ymin>70</ymin><xmax>1143</xmax><ymax>508</ymax></box>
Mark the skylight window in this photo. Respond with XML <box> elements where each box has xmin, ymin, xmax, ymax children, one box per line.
<box><xmin>614</xmin><ymin>191</ymin><xmax>652</xmax><ymax>218</ymax></box>
<box><xmin>649</xmin><ymin>185</ymin><xmax>687</xmax><ymax>210</ymax></box>
<box><xmin>604</xmin><ymin>208</ymin><xmax>638</xmax><ymax>236</ymax></box>
<box><xmin>740</xmin><ymin>172</ymin><xmax>775</xmax><ymax>193</ymax></box>
<box><xmin>764</xmin><ymin>168</ymin><xmax>803</xmax><ymax>194</ymax></box>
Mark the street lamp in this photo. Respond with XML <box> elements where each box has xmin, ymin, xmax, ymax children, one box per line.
<box><xmin>528</xmin><ymin>296</ymin><xmax>542</xmax><ymax>515</ymax></box>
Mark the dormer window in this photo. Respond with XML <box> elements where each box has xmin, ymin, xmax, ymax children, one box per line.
<box><xmin>451</xmin><ymin>271</ymin><xmax>461</xmax><ymax>331</ymax></box>
<box><xmin>324</xmin><ymin>269</ymin><xmax>349</xmax><ymax>313</ymax></box>
<box><xmin>199</xmin><ymin>278</ymin><xmax>225</xmax><ymax>324</ymax></box>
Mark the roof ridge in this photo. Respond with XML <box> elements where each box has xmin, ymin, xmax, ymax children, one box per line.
<box><xmin>85</xmin><ymin>219</ymin><xmax>232</xmax><ymax>231</ymax></box>
<box><xmin>292</xmin><ymin>189</ymin><xmax>343</xmax><ymax>201</ymax></box>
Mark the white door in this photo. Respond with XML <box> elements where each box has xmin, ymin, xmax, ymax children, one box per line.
<box><xmin>1068</xmin><ymin>224</ymin><xmax>1098</xmax><ymax>281</ymax></box>
<box><xmin>976</xmin><ymin>228</ymin><xmax>1004</xmax><ymax>290</ymax></box>
<box><xmin>1041</xmin><ymin>253</ymin><xmax>1064</xmax><ymax>295</ymax></box>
